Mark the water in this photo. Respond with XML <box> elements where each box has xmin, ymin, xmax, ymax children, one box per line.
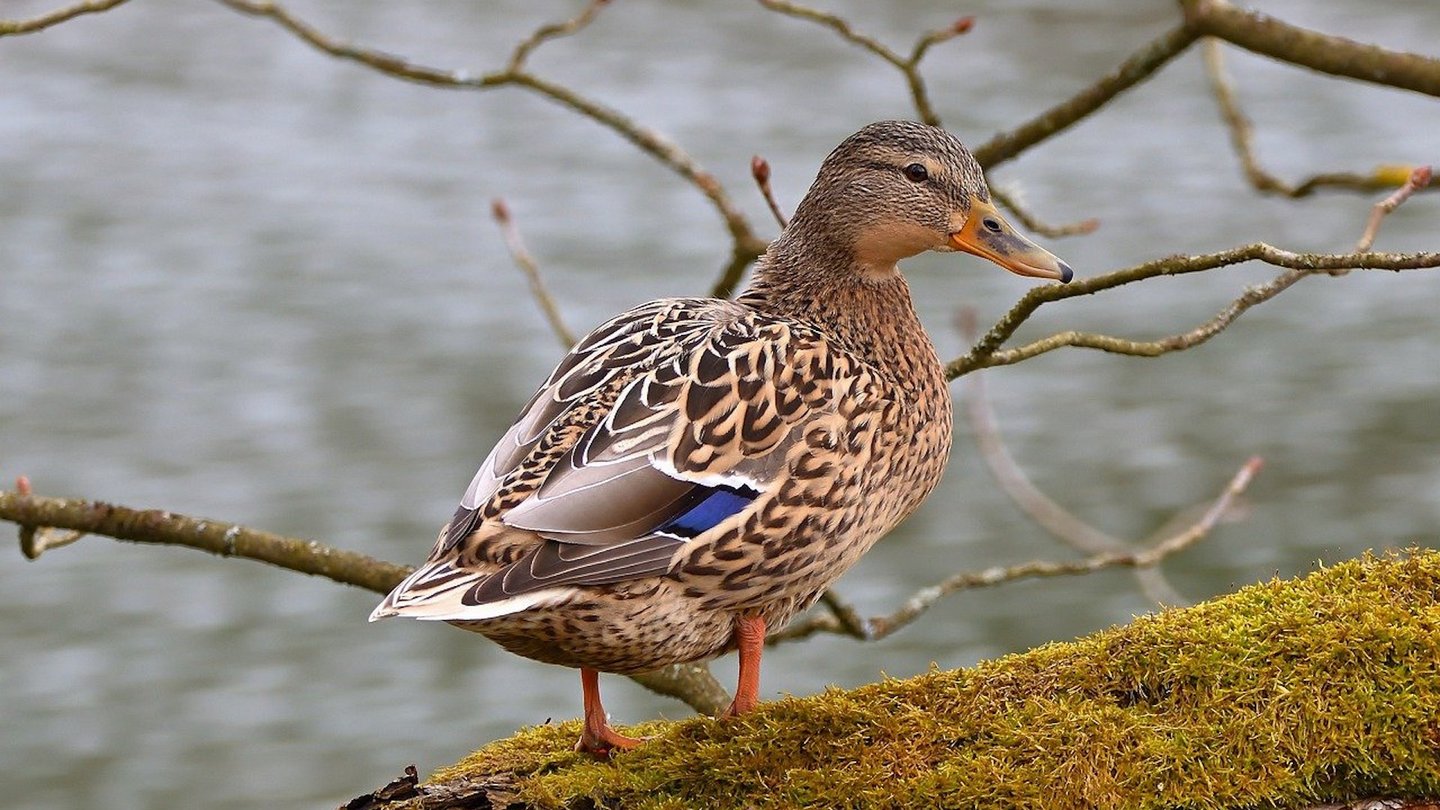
<box><xmin>2</xmin><ymin>1</ymin><xmax>1438</xmax><ymax>806</ymax></box>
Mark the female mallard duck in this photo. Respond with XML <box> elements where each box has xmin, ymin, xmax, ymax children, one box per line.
<box><xmin>372</xmin><ymin>120</ymin><xmax>1071</xmax><ymax>756</ymax></box>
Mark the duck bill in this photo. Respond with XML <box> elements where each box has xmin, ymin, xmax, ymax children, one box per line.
<box><xmin>949</xmin><ymin>200</ymin><xmax>1073</xmax><ymax>283</ymax></box>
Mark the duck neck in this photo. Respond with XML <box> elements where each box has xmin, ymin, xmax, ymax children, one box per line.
<box><xmin>737</xmin><ymin>229</ymin><xmax>945</xmax><ymax>396</ymax></box>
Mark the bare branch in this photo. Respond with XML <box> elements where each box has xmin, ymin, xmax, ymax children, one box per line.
<box><xmin>969</xmin><ymin>266</ymin><xmax>1308</xmax><ymax>369</ymax></box>
<box><xmin>817</xmin><ymin>589</ymin><xmax>870</xmax><ymax>640</ymax></box>
<box><xmin>0</xmin><ymin>0</ymin><xmax>128</xmax><ymax>36</ymax></box>
<box><xmin>629</xmin><ymin>664</ymin><xmax>729</xmax><ymax>716</ymax></box>
<box><xmin>10</xmin><ymin>475</ymin><xmax>85</xmax><ymax>558</ymax></box>
<box><xmin>710</xmin><ymin>241</ymin><xmax>768</xmax><ymax>300</ymax></box>
<box><xmin>491</xmin><ymin>198</ymin><xmax>577</xmax><ymax>348</ymax></box>
<box><xmin>750</xmin><ymin>155</ymin><xmax>788</xmax><ymax>230</ymax></box>
<box><xmin>748</xmin><ymin>1</ymin><xmax>1102</xmax><ymax>239</ymax></box>
<box><xmin>1202</xmin><ymin>39</ymin><xmax>1435</xmax><ymax>198</ymax></box>
<box><xmin>947</xmin><ymin>246</ymin><xmax>1440</xmax><ymax>378</ymax></box>
<box><xmin>757</xmin><ymin>0</ymin><xmax>905</xmax><ymax>69</ymax></box>
<box><xmin>2</xmin><ymin>483</ymin><xmax>726</xmax><ymax>714</ymax></box>
<box><xmin>756</xmin><ymin>0</ymin><xmax>972</xmax><ymax>127</ymax></box>
<box><xmin>956</xmin><ymin>311</ymin><xmax>1186</xmax><ymax>605</ymax></box>
<box><xmin>909</xmin><ymin>15</ymin><xmax>973</xmax><ymax>66</ymax></box>
<box><xmin>772</xmin><ymin>456</ymin><xmax>1262</xmax><ymax>645</ymax></box>
<box><xmin>216</xmin><ymin>0</ymin><xmax>489</xmax><ymax>87</ymax></box>
<box><xmin>990</xmin><ymin>186</ymin><xmax>1099</xmax><ymax>239</ymax></box>
<box><xmin>973</xmin><ymin>24</ymin><xmax>1199</xmax><ymax>170</ymax></box>
<box><xmin>1356</xmin><ymin>165</ymin><xmax>1433</xmax><ymax>251</ymax></box>
<box><xmin>1184</xmin><ymin>0</ymin><xmax>1440</xmax><ymax>99</ymax></box>
<box><xmin>213</xmin><ymin>0</ymin><xmax>765</xmax><ymax>296</ymax></box>
<box><xmin>506</xmin><ymin>0</ymin><xmax>608</xmax><ymax>73</ymax></box>
<box><xmin>4</xmin><ymin>487</ymin><xmax>411</xmax><ymax>592</ymax></box>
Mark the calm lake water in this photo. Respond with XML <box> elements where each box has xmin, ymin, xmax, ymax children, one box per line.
<box><xmin>3</xmin><ymin>1</ymin><xmax>1438</xmax><ymax>807</ymax></box>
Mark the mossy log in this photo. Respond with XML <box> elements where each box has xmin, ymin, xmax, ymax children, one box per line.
<box><xmin>354</xmin><ymin>551</ymin><xmax>1440</xmax><ymax>810</ymax></box>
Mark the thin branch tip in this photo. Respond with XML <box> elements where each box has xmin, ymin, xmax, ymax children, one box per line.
<box><xmin>751</xmin><ymin>154</ymin><xmax>788</xmax><ymax>230</ymax></box>
<box><xmin>1356</xmin><ymin>166</ymin><xmax>1434</xmax><ymax>252</ymax></box>
<box><xmin>991</xmin><ymin>187</ymin><xmax>1100</xmax><ymax>239</ymax></box>
<box><xmin>750</xmin><ymin>155</ymin><xmax>770</xmax><ymax>184</ymax></box>
<box><xmin>490</xmin><ymin>201</ymin><xmax>576</xmax><ymax>348</ymax></box>
<box><xmin>0</xmin><ymin>0</ymin><xmax>130</xmax><ymax>36</ymax></box>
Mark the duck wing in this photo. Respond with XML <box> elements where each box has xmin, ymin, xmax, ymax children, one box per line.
<box><xmin>372</xmin><ymin>297</ymin><xmax>864</xmax><ymax>621</ymax></box>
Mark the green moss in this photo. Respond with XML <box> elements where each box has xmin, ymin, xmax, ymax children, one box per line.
<box><xmin>420</xmin><ymin>551</ymin><xmax>1440</xmax><ymax>809</ymax></box>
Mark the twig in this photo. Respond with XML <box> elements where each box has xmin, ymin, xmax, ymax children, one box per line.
<box><xmin>989</xmin><ymin>186</ymin><xmax>1099</xmax><ymax>239</ymax></box>
<box><xmin>491</xmin><ymin>198</ymin><xmax>576</xmax><ymax>348</ymax></box>
<box><xmin>14</xmin><ymin>476</ymin><xmax>89</xmax><ymax>559</ymax></box>
<box><xmin>750</xmin><ymin>156</ymin><xmax>788</xmax><ymax>230</ymax></box>
<box><xmin>752</xmin><ymin>2</ymin><xmax>1101</xmax><ymax>241</ymax></box>
<box><xmin>866</xmin><ymin>455</ymin><xmax>1263</xmax><ymax>639</ymax></box>
<box><xmin>973</xmin><ymin>24</ymin><xmax>1199</xmax><ymax>170</ymax></box>
<box><xmin>772</xmin><ymin>457</ymin><xmax>1263</xmax><ymax>644</ymax></box>
<box><xmin>946</xmin><ymin>246</ymin><xmax>1440</xmax><ymax>378</ymax></box>
<box><xmin>955</xmin><ymin>312</ymin><xmax>1186</xmax><ymax>605</ymax></box>
<box><xmin>1202</xmin><ymin>39</ymin><xmax>1434</xmax><ymax>198</ymax></box>
<box><xmin>506</xmin><ymin>0</ymin><xmax>610</xmax><ymax>73</ymax></box>
<box><xmin>966</xmin><ymin>266</ymin><xmax>1309</xmax><ymax>371</ymax></box>
<box><xmin>213</xmin><ymin>0</ymin><xmax>765</xmax><ymax>298</ymax></box>
<box><xmin>1</xmin><ymin>483</ymin><xmax>727</xmax><ymax>713</ymax></box>
<box><xmin>818</xmin><ymin>589</ymin><xmax>870</xmax><ymax>639</ymax></box>
<box><xmin>1356</xmin><ymin>166</ymin><xmax>1433</xmax><ymax>251</ymax></box>
<box><xmin>756</xmin><ymin>0</ymin><xmax>972</xmax><ymax>127</ymax></box>
<box><xmin>0</xmin><ymin>0</ymin><xmax>127</xmax><ymax>35</ymax></box>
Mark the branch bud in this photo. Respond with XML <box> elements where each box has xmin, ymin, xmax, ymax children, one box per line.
<box><xmin>751</xmin><ymin>155</ymin><xmax>771</xmax><ymax>185</ymax></box>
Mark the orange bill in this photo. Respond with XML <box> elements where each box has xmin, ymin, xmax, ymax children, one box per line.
<box><xmin>949</xmin><ymin>199</ymin><xmax>1073</xmax><ymax>283</ymax></box>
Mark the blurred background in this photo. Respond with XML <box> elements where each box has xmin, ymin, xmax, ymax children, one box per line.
<box><xmin>2</xmin><ymin>1</ymin><xmax>1438</xmax><ymax>806</ymax></box>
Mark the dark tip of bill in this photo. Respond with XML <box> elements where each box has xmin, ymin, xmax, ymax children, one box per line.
<box><xmin>1057</xmin><ymin>261</ymin><xmax>1074</xmax><ymax>284</ymax></box>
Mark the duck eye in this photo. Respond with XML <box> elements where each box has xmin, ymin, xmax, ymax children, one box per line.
<box><xmin>982</xmin><ymin>217</ymin><xmax>1003</xmax><ymax>234</ymax></box>
<box><xmin>902</xmin><ymin>163</ymin><xmax>929</xmax><ymax>183</ymax></box>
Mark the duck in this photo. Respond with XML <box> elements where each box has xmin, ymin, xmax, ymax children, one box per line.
<box><xmin>371</xmin><ymin>120</ymin><xmax>1072</xmax><ymax>757</ymax></box>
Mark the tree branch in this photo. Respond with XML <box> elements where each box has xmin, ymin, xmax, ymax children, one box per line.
<box><xmin>1183</xmin><ymin>0</ymin><xmax>1440</xmax><ymax>99</ymax></box>
<box><xmin>0</xmin><ymin>0</ymin><xmax>127</xmax><ymax>36</ymax></box>
<box><xmin>505</xmin><ymin>0</ymin><xmax>610</xmax><ymax>73</ymax></box>
<box><xmin>491</xmin><ymin>198</ymin><xmax>576</xmax><ymax>349</ymax></box>
<box><xmin>629</xmin><ymin>665</ymin><xmax>729</xmax><ymax>716</ymax></box>
<box><xmin>1</xmin><ymin>484</ymin><xmax>730</xmax><ymax>713</ymax></box>
<box><xmin>750</xmin><ymin>155</ymin><xmax>788</xmax><ymax>230</ymax></box>
<box><xmin>755</xmin><ymin>0</ymin><xmax>971</xmax><ymax>128</ymax></box>
<box><xmin>771</xmin><ymin>456</ymin><xmax>1262</xmax><ymax>645</ymax></box>
<box><xmin>972</xmin><ymin>24</ymin><xmax>1200</xmax><ymax>170</ymax></box>
<box><xmin>3</xmin><ymin>488</ymin><xmax>411</xmax><ymax>592</ymax></box>
<box><xmin>957</xmin><ymin>313</ymin><xmax>1189</xmax><ymax>606</ymax></box>
<box><xmin>213</xmin><ymin>0</ymin><xmax>765</xmax><ymax>297</ymax></box>
<box><xmin>989</xmin><ymin>186</ymin><xmax>1099</xmax><ymax>239</ymax></box>
<box><xmin>753</xmin><ymin>2</ymin><xmax>1095</xmax><ymax>240</ymax></box>
<box><xmin>947</xmin><ymin>246</ymin><xmax>1440</xmax><ymax>378</ymax></box>
<box><xmin>1202</xmin><ymin>38</ymin><xmax>1436</xmax><ymax>198</ymax></box>
<box><xmin>1356</xmin><ymin>165</ymin><xmax>1433</xmax><ymax>252</ymax></box>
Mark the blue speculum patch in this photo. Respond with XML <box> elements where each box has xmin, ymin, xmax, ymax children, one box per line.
<box><xmin>658</xmin><ymin>485</ymin><xmax>758</xmax><ymax>538</ymax></box>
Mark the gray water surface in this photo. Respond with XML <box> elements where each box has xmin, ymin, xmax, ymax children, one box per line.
<box><xmin>3</xmin><ymin>1</ymin><xmax>1439</xmax><ymax>807</ymax></box>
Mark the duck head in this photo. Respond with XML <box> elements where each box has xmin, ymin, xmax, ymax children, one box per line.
<box><xmin>787</xmin><ymin>120</ymin><xmax>1072</xmax><ymax>283</ymax></box>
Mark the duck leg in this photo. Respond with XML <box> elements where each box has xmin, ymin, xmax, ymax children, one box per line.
<box><xmin>575</xmin><ymin>667</ymin><xmax>641</xmax><ymax>757</ymax></box>
<box><xmin>721</xmin><ymin>613</ymin><xmax>767</xmax><ymax>718</ymax></box>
